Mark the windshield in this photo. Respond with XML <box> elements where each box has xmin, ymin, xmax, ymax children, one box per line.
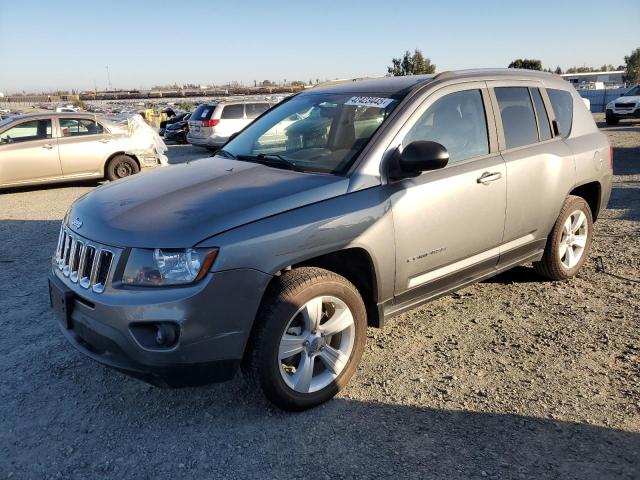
<box><xmin>221</xmin><ymin>92</ymin><xmax>402</xmax><ymax>174</ymax></box>
<box><xmin>623</xmin><ymin>86</ymin><xmax>640</xmax><ymax>96</ymax></box>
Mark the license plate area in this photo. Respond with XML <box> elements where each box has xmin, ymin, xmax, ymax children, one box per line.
<box><xmin>49</xmin><ymin>278</ymin><xmax>75</xmax><ymax>329</ymax></box>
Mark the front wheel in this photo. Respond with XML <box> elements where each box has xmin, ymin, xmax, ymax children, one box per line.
<box><xmin>243</xmin><ymin>267</ymin><xmax>367</xmax><ymax>411</ymax></box>
<box><xmin>106</xmin><ymin>155</ymin><xmax>139</xmax><ymax>181</ymax></box>
<box><xmin>534</xmin><ymin>195</ymin><xmax>593</xmax><ymax>280</ymax></box>
<box><xmin>605</xmin><ymin>115</ymin><xmax>619</xmax><ymax>126</ymax></box>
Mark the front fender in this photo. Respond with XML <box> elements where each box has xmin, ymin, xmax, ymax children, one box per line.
<box><xmin>197</xmin><ymin>186</ymin><xmax>397</xmax><ymax>303</ymax></box>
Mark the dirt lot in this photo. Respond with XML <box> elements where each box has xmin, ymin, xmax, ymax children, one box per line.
<box><xmin>1</xmin><ymin>116</ymin><xmax>638</xmax><ymax>479</ymax></box>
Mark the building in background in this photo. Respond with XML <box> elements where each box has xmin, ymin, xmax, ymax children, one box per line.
<box><xmin>561</xmin><ymin>71</ymin><xmax>625</xmax><ymax>88</ymax></box>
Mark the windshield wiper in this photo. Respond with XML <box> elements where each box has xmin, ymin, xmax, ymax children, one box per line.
<box><xmin>236</xmin><ymin>153</ymin><xmax>302</xmax><ymax>172</ymax></box>
<box><xmin>215</xmin><ymin>149</ymin><xmax>236</xmax><ymax>159</ymax></box>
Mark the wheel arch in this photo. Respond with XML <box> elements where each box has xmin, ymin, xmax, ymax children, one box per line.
<box><xmin>103</xmin><ymin>152</ymin><xmax>140</xmax><ymax>178</ymax></box>
<box><xmin>569</xmin><ymin>181</ymin><xmax>602</xmax><ymax>221</ymax></box>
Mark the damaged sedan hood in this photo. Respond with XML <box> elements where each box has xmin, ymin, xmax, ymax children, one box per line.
<box><xmin>67</xmin><ymin>157</ymin><xmax>349</xmax><ymax>248</ymax></box>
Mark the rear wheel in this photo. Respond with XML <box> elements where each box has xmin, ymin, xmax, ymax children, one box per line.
<box><xmin>243</xmin><ymin>267</ymin><xmax>367</xmax><ymax>411</ymax></box>
<box><xmin>534</xmin><ymin>195</ymin><xmax>593</xmax><ymax>280</ymax></box>
<box><xmin>106</xmin><ymin>155</ymin><xmax>139</xmax><ymax>181</ymax></box>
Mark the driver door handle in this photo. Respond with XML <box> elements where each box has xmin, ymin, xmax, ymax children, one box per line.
<box><xmin>99</xmin><ymin>138</ymin><xmax>112</xmax><ymax>144</ymax></box>
<box><xmin>477</xmin><ymin>171</ymin><xmax>502</xmax><ymax>185</ymax></box>
<box><xmin>42</xmin><ymin>143</ymin><xmax>54</xmax><ymax>150</ymax></box>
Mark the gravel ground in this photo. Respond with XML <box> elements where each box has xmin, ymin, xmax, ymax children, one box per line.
<box><xmin>1</xmin><ymin>116</ymin><xmax>638</xmax><ymax>479</ymax></box>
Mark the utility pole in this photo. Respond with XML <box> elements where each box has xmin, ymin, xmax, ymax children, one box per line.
<box><xmin>105</xmin><ymin>66</ymin><xmax>112</xmax><ymax>91</ymax></box>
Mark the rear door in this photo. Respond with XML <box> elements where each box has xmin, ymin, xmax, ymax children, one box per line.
<box><xmin>0</xmin><ymin>118</ymin><xmax>62</xmax><ymax>185</ymax></box>
<box><xmin>217</xmin><ymin>104</ymin><xmax>246</xmax><ymax>139</ymax></box>
<box><xmin>56</xmin><ymin>117</ymin><xmax>112</xmax><ymax>178</ymax></box>
<box><xmin>488</xmin><ymin>82</ymin><xmax>575</xmax><ymax>265</ymax></box>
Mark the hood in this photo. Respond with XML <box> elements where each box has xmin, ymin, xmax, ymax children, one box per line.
<box><xmin>67</xmin><ymin>157</ymin><xmax>349</xmax><ymax>248</ymax></box>
<box><xmin>613</xmin><ymin>95</ymin><xmax>640</xmax><ymax>104</ymax></box>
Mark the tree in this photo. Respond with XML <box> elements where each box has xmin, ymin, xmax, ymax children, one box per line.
<box><xmin>387</xmin><ymin>49</ymin><xmax>436</xmax><ymax>76</ymax></box>
<box><xmin>624</xmin><ymin>47</ymin><xmax>640</xmax><ymax>84</ymax></box>
<box><xmin>554</xmin><ymin>66</ymin><xmax>563</xmax><ymax>75</ymax></box>
<box><xmin>508</xmin><ymin>59</ymin><xmax>542</xmax><ymax>70</ymax></box>
<box><xmin>290</xmin><ymin>80</ymin><xmax>306</xmax><ymax>87</ymax></box>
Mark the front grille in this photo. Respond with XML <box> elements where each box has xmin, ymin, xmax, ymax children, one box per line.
<box><xmin>614</xmin><ymin>102</ymin><xmax>636</xmax><ymax>109</ymax></box>
<box><xmin>54</xmin><ymin>224</ymin><xmax>115</xmax><ymax>294</ymax></box>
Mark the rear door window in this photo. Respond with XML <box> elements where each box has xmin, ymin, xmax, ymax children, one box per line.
<box><xmin>220</xmin><ymin>104</ymin><xmax>244</xmax><ymax>119</ymax></box>
<box><xmin>530</xmin><ymin>88</ymin><xmax>552</xmax><ymax>141</ymax></box>
<box><xmin>192</xmin><ymin>104</ymin><xmax>215</xmax><ymax>121</ymax></box>
<box><xmin>495</xmin><ymin>87</ymin><xmax>539</xmax><ymax>149</ymax></box>
<box><xmin>0</xmin><ymin>119</ymin><xmax>52</xmax><ymax>144</ymax></box>
<box><xmin>245</xmin><ymin>103</ymin><xmax>270</xmax><ymax>119</ymax></box>
<box><xmin>547</xmin><ymin>89</ymin><xmax>573</xmax><ymax>138</ymax></box>
<box><xmin>59</xmin><ymin>118</ymin><xmax>104</xmax><ymax>137</ymax></box>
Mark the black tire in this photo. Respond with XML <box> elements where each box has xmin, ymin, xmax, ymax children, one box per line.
<box><xmin>106</xmin><ymin>155</ymin><xmax>140</xmax><ymax>181</ymax></box>
<box><xmin>534</xmin><ymin>195</ymin><xmax>593</xmax><ymax>280</ymax></box>
<box><xmin>242</xmin><ymin>267</ymin><xmax>367</xmax><ymax>411</ymax></box>
<box><xmin>605</xmin><ymin>115</ymin><xmax>619</xmax><ymax>126</ymax></box>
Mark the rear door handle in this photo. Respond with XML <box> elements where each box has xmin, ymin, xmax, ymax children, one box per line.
<box><xmin>99</xmin><ymin>138</ymin><xmax>112</xmax><ymax>144</ymax></box>
<box><xmin>477</xmin><ymin>171</ymin><xmax>502</xmax><ymax>184</ymax></box>
<box><xmin>42</xmin><ymin>143</ymin><xmax>54</xmax><ymax>150</ymax></box>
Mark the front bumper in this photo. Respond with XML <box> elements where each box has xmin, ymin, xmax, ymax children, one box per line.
<box><xmin>49</xmin><ymin>266</ymin><xmax>272</xmax><ymax>387</ymax></box>
<box><xmin>606</xmin><ymin>108</ymin><xmax>640</xmax><ymax>119</ymax></box>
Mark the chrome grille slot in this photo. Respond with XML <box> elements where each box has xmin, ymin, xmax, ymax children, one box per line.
<box><xmin>54</xmin><ymin>224</ymin><xmax>118</xmax><ymax>294</ymax></box>
<box><xmin>62</xmin><ymin>237</ymin><xmax>74</xmax><ymax>277</ymax></box>
<box><xmin>80</xmin><ymin>246</ymin><xmax>96</xmax><ymax>288</ymax></box>
<box><xmin>92</xmin><ymin>250</ymin><xmax>113</xmax><ymax>294</ymax></box>
<box><xmin>70</xmin><ymin>241</ymin><xmax>84</xmax><ymax>283</ymax></box>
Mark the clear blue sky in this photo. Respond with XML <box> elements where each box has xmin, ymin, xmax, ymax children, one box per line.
<box><xmin>1</xmin><ymin>0</ymin><xmax>638</xmax><ymax>94</ymax></box>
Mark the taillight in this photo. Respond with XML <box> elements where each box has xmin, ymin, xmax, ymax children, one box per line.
<box><xmin>202</xmin><ymin>119</ymin><xmax>220</xmax><ymax>127</ymax></box>
<box><xmin>609</xmin><ymin>144</ymin><xmax>614</xmax><ymax>170</ymax></box>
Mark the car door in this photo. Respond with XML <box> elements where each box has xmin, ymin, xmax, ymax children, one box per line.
<box><xmin>487</xmin><ymin>82</ymin><xmax>575</xmax><ymax>266</ymax></box>
<box><xmin>0</xmin><ymin>117</ymin><xmax>62</xmax><ymax>186</ymax></box>
<box><xmin>56</xmin><ymin>117</ymin><xmax>113</xmax><ymax>178</ymax></box>
<box><xmin>389</xmin><ymin>83</ymin><xmax>506</xmax><ymax>300</ymax></box>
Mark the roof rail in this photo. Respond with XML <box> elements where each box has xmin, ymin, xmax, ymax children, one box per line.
<box><xmin>313</xmin><ymin>76</ymin><xmax>386</xmax><ymax>88</ymax></box>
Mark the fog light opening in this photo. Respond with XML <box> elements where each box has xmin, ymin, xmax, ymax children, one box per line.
<box><xmin>155</xmin><ymin>323</ymin><xmax>178</xmax><ymax>348</ymax></box>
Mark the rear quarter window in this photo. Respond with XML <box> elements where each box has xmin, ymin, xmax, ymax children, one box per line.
<box><xmin>547</xmin><ymin>89</ymin><xmax>573</xmax><ymax>138</ymax></box>
<box><xmin>220</xmin><ymin>104</ymin><xmax>244</xmax><ymax>119</ymax></box>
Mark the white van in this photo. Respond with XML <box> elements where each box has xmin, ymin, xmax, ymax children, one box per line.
<box><xmin>187</xmin><ymin>100</ymin><xmax>272</xmax><ymax>149</ymax></box>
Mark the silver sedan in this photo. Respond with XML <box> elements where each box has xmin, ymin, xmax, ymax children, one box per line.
<box><xmin>0</xmin><ymin>112</ymin><xmax>167</xmax><ymax>189</ymax></box>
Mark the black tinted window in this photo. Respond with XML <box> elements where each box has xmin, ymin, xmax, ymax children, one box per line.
<box><xmin>59</xmin><ymin>118</ymin><xmax>104</xmax><ymax>137</ymax></box>
<box><xmin>0</xmin><ymin>119</ymin><xmax>52</xmax><ymax>144</ymax></box>
<box><xmin>547</xmin><ymin>89</ymin><xmax>573</xmax><ymax>138</ymax></box>
<box><xmin>530</xmin><ymin>88</ymin><xmax>552</xmax><ymax>141</ymax></box>
<box><xmin>192</xmin><ymin>104</ymin><xmax>215</xmax><ymax>120</ymax></box>
<box><xmin>245</xmin><ymin>103</ymin><xmax>269</xmax><ymax>119</ymax></box>
<box><xmin>220</xmin><ymin>104</ymin><xmax>244</xmax><ymax>119</ymax></box>
<box><xmin>495</xmin><ymin>87</ymin><xmax>538</xmax><ymax>149</ymax></box>
<box><xmin>404</xmin><ymin>89</ymin><xmax>489</xmax><ymax>163</ymax></box>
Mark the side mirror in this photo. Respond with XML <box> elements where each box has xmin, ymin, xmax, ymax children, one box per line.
<box><xmin>391</xmin><ymin>141</ymin><xmax>449</xmax><ymax>178</ymax></box>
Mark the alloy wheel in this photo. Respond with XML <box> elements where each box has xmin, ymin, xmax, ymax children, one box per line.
<box><xmin>278</xmin><ymin>296</ymin><xmax>355</xmax><ymax>394</ymax></box>
<box><xmin>559</xmin><ymin>210</ymin><xmax>588</xmax><ymax>269</ymax></box>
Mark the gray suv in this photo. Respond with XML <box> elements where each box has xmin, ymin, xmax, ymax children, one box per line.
<box><xmin>49</xmin><ymin>70</ymin><xmax>612</xmax><ymax>411</ymax></box>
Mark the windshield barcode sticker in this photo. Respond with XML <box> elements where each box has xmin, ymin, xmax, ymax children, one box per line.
<box><xmin>344</xmin><ymin>96</ymin><xmax>394</xmax><ymax>108</ymax></box>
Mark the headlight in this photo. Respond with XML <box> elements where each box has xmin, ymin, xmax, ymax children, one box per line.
<box><xmin>122</xmin><ymin>248</ymin><xmax>218</xmax><ymax>286</ymax></box>
<box><xmin>606</xmin><ymin>102</ymin><xmax>614</xmax><ymax>110</ymax></box>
